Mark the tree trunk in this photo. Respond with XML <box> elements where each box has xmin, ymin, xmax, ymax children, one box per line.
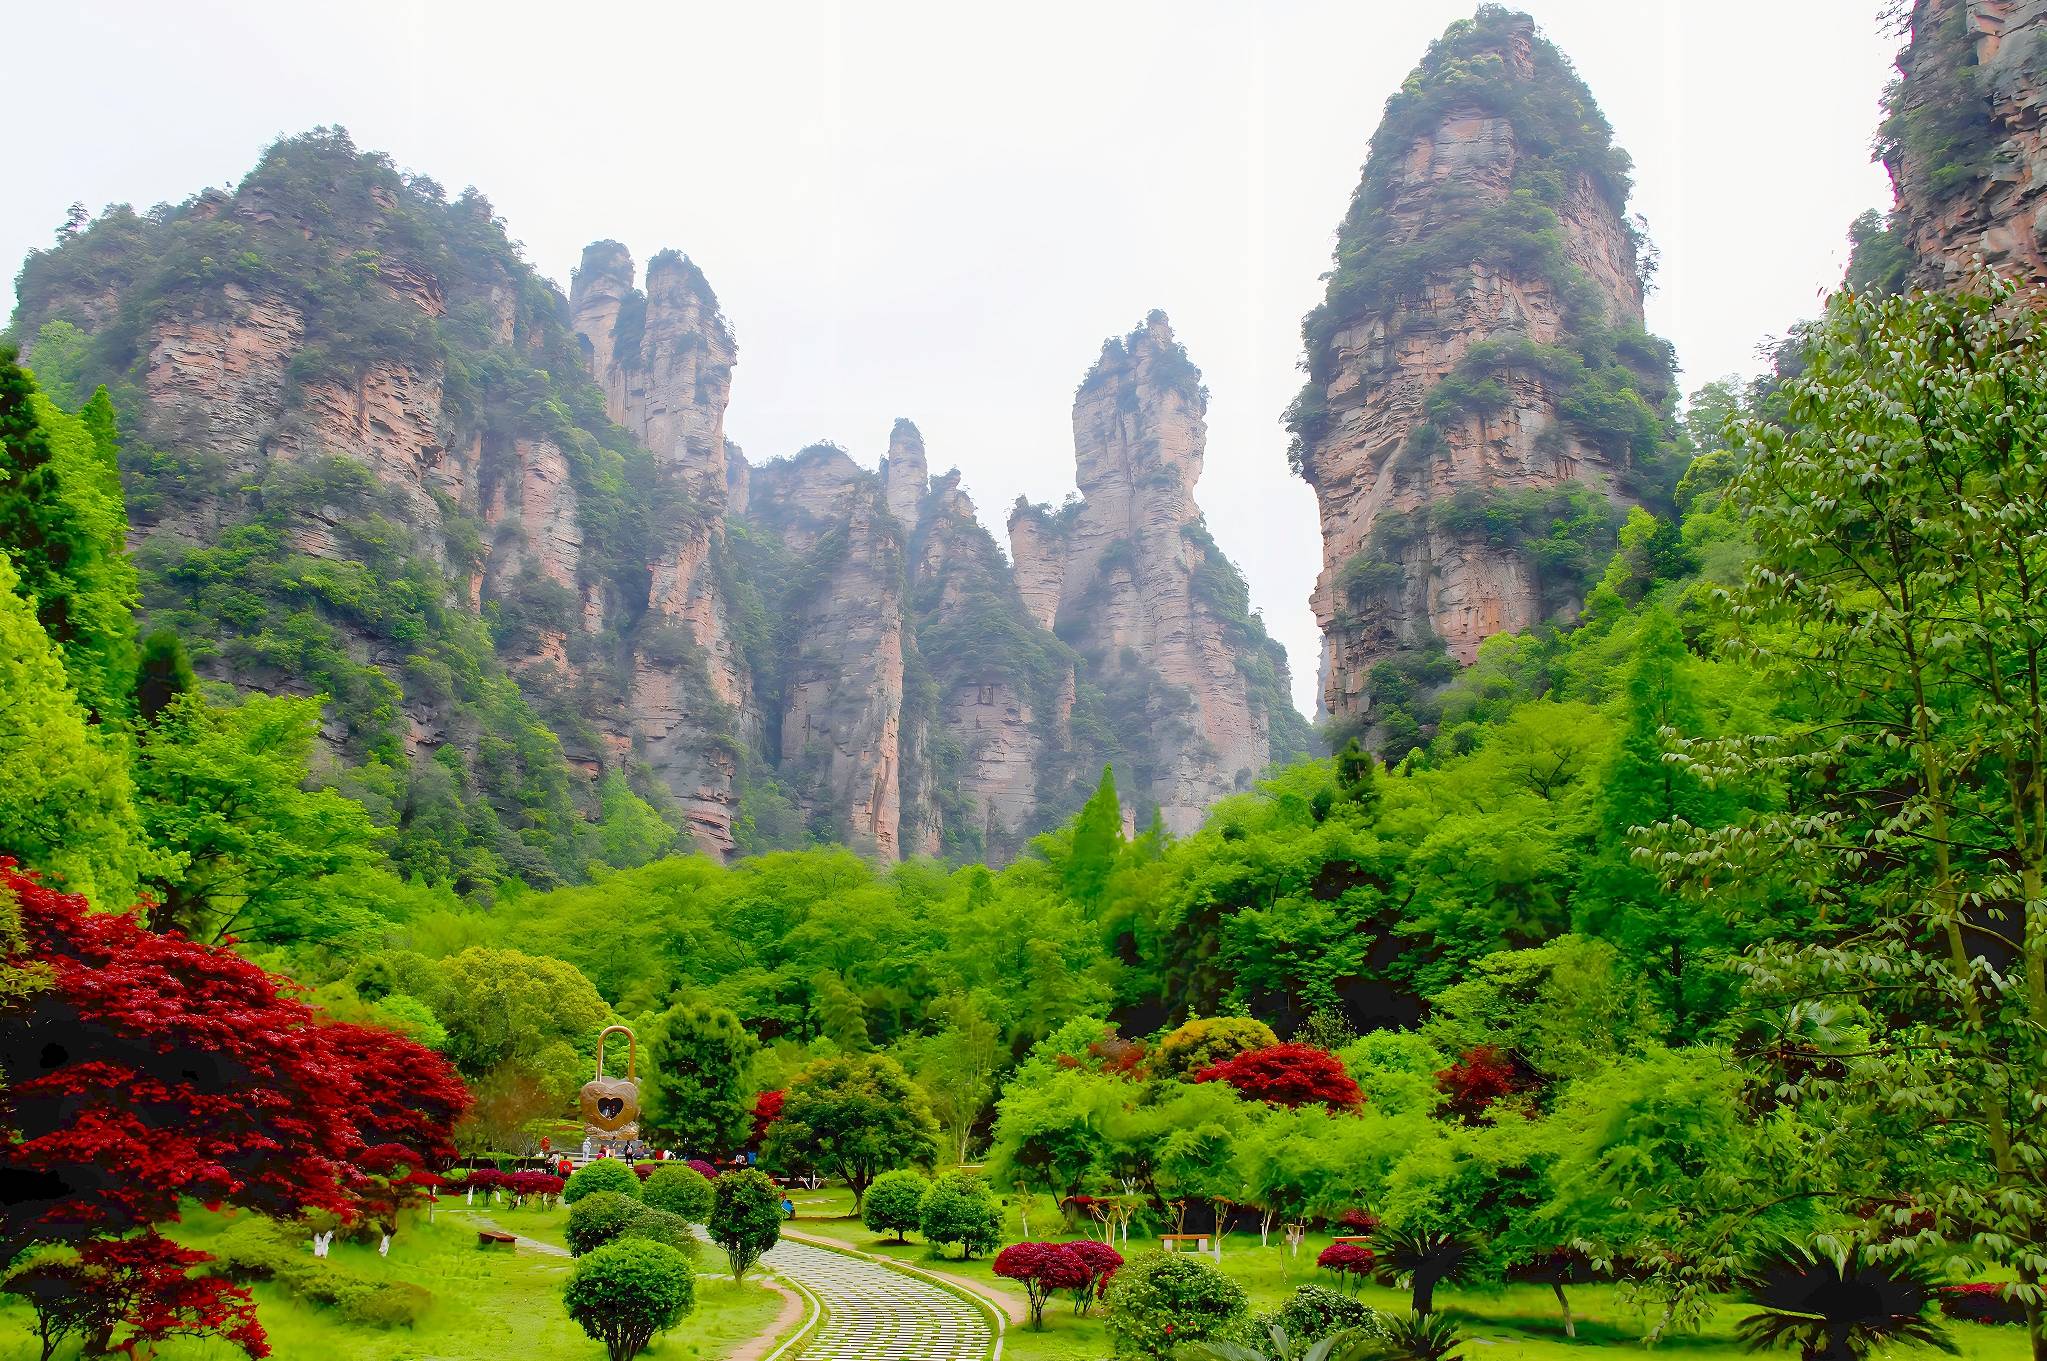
<box><xmin>1553</xmin><ymin>1282</ymin><xmax>1575</xmax><ymax>1339</ymax></box>
<box><xmin>1413</xmin><ymin>1274</ymin><xmax>1435</xmax><ymax>1316</ymax></box>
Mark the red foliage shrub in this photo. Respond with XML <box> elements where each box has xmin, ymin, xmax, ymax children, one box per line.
<box><xmin>78</xmin><ymin>1233</ymin><xmax>269</xmax><ymax>1359</ymax></box>
<box><xmin>994</xmin><ymin>1242</ymin><xmax>1091</xmax><ymax>1327</ymax></box>
<box><xmin>1194</xmin><ymin>1044</ymin><xmax>1362</xmax><ymax>1109</ymax></box>
<box><xmin>1061</xmin><ymin>1239</ymin><xmax>1125</xmax><ymax>1311</ymax></box>
<box><xmin>751</xmin><ymin>1089</ymin><xmax>785</xmax><ymax>1147</ymax></box>
<box><xmin>633</xmin><ymin>1162</ymin><xmax>658</xmax><ymax>1182</ymax></box>
<box><xmin>463</xmin><ymin>1168</ymin><xmax>508</xmax><ymax>1192</ymax></box>
<box><xmin>686</xmin><ymin>1158</ymin><xmax>720</xmax><ymax>1181</ymax></box>
<box><xmin>507</xmin><ymin>1171</ymin><xmax>563</xmax><ymax>1200</ymax></box>
<box><xmin>1938</xmin><ymin>1284</ymin><xmax>2028</xmax><ymax>1325</ymax></box>
<box><xmin>1318</xmin><ymin>1241</ymin><xmax>1375</xmax><ymax>1279</ymax></box>
<box><xmin>1087</xmin><ymin>1034</ymin><xmax>1148</xmax><ymax>1079</ymax></box>
<box><xmin>0</xmin><ymin>862</ymin><xmax>469</xmax><ymax>1355</ymax></box>
<box><xmin>1338</xmin><ymin>1209</ymin><xmax>1380</xmax><ymax>1234</ymax></box>
<box><xmin>1435</xmin><ymin>1045</ymin><xmax>1518</xmax><ymax>1121</ymax></box>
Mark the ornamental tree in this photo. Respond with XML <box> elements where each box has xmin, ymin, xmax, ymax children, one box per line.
<box><xmin>749</xmin><ymin>1089</ymin><xmax>785</xmax><ymax>1149</ymax></box>
<box><xmin>862</xmin><ymin>1169</ymin><xmax>930</xmax><ymax>1243</ymax></box>
<box><xmin>994</xmin><ymin>1242</ymin><xmax>1089</xmax><ymax>1329</ymax></box>
<box><xmin>68</xmin><ymin>1233</ymin><xmax>268</xmax><ymax>1360</ymax></box>
<box><xmin>1103</xmin><ymin>1249</ymin><xmax>1248</xmax><ymax>1358</ymax></box>
<box><xmin>642</xmin><ymin>1001</ymin><xmax>756</xmax><ymax>1152</ymax></box>
<box><xmin>1316</xmin><ymin>1241</ymin><xmax>1375</xmax><ymax>1296</ymax></box>
<box><xmin>0</xmin><ymin>863</ymin><xmax>467</xmax><ymax>1265</ymax></box>
<box><xmin>1062</xmin><ymin>1239</ymin><xmax>1124</xmax><ymax>1314</ymax></box>
<box><xmin>642</xmin><ymin>1164</ymin><xmax>714</xmax><ymax>1221</ymax></box>
<box><xmin>709</xmin><ymin>1169</ymin><xmax>782</xmax><ymax>1281</ymax></box>
<box><xmin>563</xmin><ymin>1238</ymin><xmax>695</xmax><ymax>1361</ymax></box>
<box><xmin>566</xmin><ymin>1159</ymin><xmax>642</xmax><ymax>1205</ymax></box>
<box><xmin>1195</xmin><ymin>1044</ymin><xmax>1361</xmax><ymax>1109</ymax></box>
<box><xmin>919</xmin><ymin>1171</ymin><xmax>1002</xmax><ymax>1261</ymax></box>
<box><xmin>1434</xmin><ymin>1045</ymin><xmax>1517</xmax><ymax>1123</ymax></box>
<box><xmin>1154</xmin><ymin>1017</ymin><xmax>1278</xmax><ymax>1082</ymax></box>
<box><xmin>763</xmin><ymin>1054</ymin><xmax>940</xmax><ymax>1211</ymax></box>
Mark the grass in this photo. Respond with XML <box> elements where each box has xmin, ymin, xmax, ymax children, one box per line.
<box><xmin>0</xmin><ymin>1198</ymin><xmax>786</xmax><ymax>1361</ymax></box>
<box><xmin>784</xmin><ymin>1185</ymin><xmax>2037</xmax><ymax>1361</ymax></box>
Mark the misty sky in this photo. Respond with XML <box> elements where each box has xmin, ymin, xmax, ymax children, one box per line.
<box><xmin>7</xmin><ymin>2</ymin><xmax>1900</xmax><ymax>713</ymax></box>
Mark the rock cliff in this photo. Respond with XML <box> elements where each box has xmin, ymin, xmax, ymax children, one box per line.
<box><xmin>10</xmin><ymin>128</ymin><xmax>1312</xmax><ymax>870</ymax></box>
<box><xmin>1883</xmin><ymin>0</ymin><xmax>2047</xmax><ymax>291</ymax></box>
<box><xmin>1286</xmin><ymin>8</ymin><xmax>1681</xmax><ymax>742</ymax></box>
<box><xmin>1012</xmin><ymin>314</ymin><xmax>1312</xmax><ymax>834</ymax></box>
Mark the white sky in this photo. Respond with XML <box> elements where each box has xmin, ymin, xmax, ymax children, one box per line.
<box><xmin>6</xmin><ymin>1</ymin><xmax>1899</xmax><ymax>713</ymax></box>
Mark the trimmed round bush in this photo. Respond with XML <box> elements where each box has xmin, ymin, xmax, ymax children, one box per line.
<box><xmin>709</xmin><ymin>1168</ymin><xmax>782</xmax><ymax>1281</ymax></box>
<box><xmin>919</xmin><ymin>1170</ymin><xmax>1001</xmax><ymax>1260</ymax></box>
<box><xmin>565</xmin><ymin>1159</ymin><xmax>643</xmax><ymax>1204</ymax></box>
<box><xmin>567</xmin><ymin>1192</ymin><xmax>645</xmax><ymax>1257</ymax></box>
<box><xmin>1270</xmin><ymin>1283</ymin><xmax>1381</xmax><ymax>1342</ymax></box>
<box><xmin>630</xmin><ymin>1206</ymin><xmax>697</xmax><ymax>1254</ymax></box>
<box><xmin>563</xmin><ymin>1239</ymin><xmax>696</xmax><ymax>1361</ymax></box>
<box><xmin>862</xmin><ymin>1169</ymin><xmax>929</xmax><ymax>1243</ymax></box>
<box><xmin>1103</xmin><ymin>1249</ymin><xmax>1248</xmax><ymax>1358</ymax></box>
<box><xmin>643</xmin><ymin>1164</ymin><xmax>715</xmax><ymax>1221</ymax></box>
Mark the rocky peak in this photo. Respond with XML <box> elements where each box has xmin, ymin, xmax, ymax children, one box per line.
<box><xmin>1016</xmin><ymin>313</ymin><xmax>1310</xmax><ymax>834</ymax></box>
<box><xmin>570</xmin><ymin>242</ymin><xmax>736</xmax><ymax>506</ymax></box>
<box><xmin>880</xmin><ymin>418</ymin><xmax>929</xmax><ymax>530</ymax></box>
<box><xmin>1288</xmin><ymin>7</ymin><xmax>1679</xmax><ymax>742</ymax></box>
<box><xmin>1884</xmin><ymin>0</ymin><xmax>2046</xmax><ymax>292</ymax></box>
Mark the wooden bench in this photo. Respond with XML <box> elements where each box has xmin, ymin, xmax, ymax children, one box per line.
<box><xmin>477</xmin><ymin>1229</ymin><xmax>516</xmax><ymax>1248</ymax></box>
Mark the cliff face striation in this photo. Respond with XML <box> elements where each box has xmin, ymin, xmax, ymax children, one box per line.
<box><xmin>1011</xmin><ymin>314</ymin><xmax>1313</xmax><ymax>834</ymax></box>
<box><xmin>11</xmin><ymin>129</ymin><xmax>1313</xmax><ymax>870</ymax></box>
<box><xmin>1286</xmin><ymin>8</ymin><xmax>1681</xmax><ymax>742</ymax></box>
<box><xmin>1883</xmin><ymin>0</ymin><xmax>2047</xmax><ymax>292</ymax></box>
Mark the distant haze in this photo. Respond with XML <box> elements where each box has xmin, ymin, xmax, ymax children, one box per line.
<box><xmin>5</xmin><ymin>2</ymin><xmax>1898</xmax><ymax>712</ymax></box>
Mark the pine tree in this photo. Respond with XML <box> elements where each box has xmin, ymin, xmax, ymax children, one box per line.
<box><xmin>1065</xmin><ymin>765</ymin><xmax>1124</xmax><ymax>912</ymax></box>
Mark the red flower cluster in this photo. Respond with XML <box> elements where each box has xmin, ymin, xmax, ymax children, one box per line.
<box><xmin>994</xmin><ymin>1242</ymin><xmax>1092</xmax><ymax>1327</ymax></box>
<box><xmin>1338</xmin><ymin>1209</ymin><xmax>1381</xmax><ymax>1234</ymax></box>
<box><xmin>751</xmin><ymin>1089</ymin><xmax>785</xmax><ymax>1147</ymax></box>
<box><xmin>1194</xmin><ymin>1043</ymin><xmax>1362</xmax><ymax>1109</ymax></box>
<box><xmin>1435</xmin><ymin>1045</ymin><xmax>1517</xmax><ymax>1121</ymax></box>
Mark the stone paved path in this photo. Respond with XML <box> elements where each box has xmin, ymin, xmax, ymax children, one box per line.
<box><xmin>760</xmin><ymin>1236</ymin><xmax>993</xmax><ymax>1361</ymax></box>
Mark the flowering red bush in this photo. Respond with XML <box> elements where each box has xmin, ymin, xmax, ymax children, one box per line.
<box><xmin>1194</xmin><ymin>1044</ymin><xmax>1361</xmax><ymax>1109</ymax></box>
<box><xmin>686</xmin><ymin>1158</ymin><xmax>720</xmax><ymax>1181</ymax></box>
<box><xmin>0</xmin><ymin>862</ymin><xmax>469</xmax><ymax>1354</ymax></box>
<box><xmin>1938</xmin><ymin>1284</ymin><xmax>2028</xmax><ymax>1325</ymax></box>
<box><xmin>1338</xmin><ymin>1209</ymin><xmax>1381</xmax><ymax>1234</ymax></box>
<box><xmin>1317</xmin><ymin>1241</ymin><xmax>1375</xmax><ymax>1294</ymax></box>
<box><xmin>1435</xmin><ymin>1045</ymin><xmax>1517</xmax><ymax>1121</ymax></box>
<box><xmin>1061</xmin><ymin>1239</ymin><xmax>1124</xmax><ymax>1313</ymax></box>
<box><xmin>994</xmin><ymin>1242</ymin><xmax>1091</xmax><ymax>1328</ymax></box>
<box><xmin>751</xmin><ymin>1089</ymin><xmax>785</xmax><ymax>1147</ymax></box>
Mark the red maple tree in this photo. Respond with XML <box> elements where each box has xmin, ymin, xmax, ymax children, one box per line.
<box><xmin>1435</xmin><ymin>1044</ymin><xmax>1518</xmax><ymax>1121</ymax></box>
<box><xmin>994</xmin><ymin>1242</ymin><xmax>1090</xmax><ymax>1329</ymax></box>
<box><xmin>750</xmin><ymin>1089</ymin><xmax>785</xmax><ymax>1147</ymax></box>
<box><xmin>1061</xmin><ymin>1239</ymin><xmax>1124</xmax><ymax>1313</ymax></box>
<box><xmin>1193</xmin><ymin>1043</ymin><xmax>1362</xmax><ymax>1109</ymax></box>
<box><xmin>1317</xmin><ymin>1240</ymin><xmax>1375</xmax><ymax>1294</ymax></box>
<box><xmin>0</xmin><ymin>861</ymin><xmax>469</xmax><ymax>1355</ymax></box>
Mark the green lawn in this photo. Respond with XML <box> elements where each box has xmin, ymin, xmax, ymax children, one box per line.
<box><xmin>0</xmin><ymin>1199</ymin><xmax>786</xmax><ymax>1361</ymax></box>
<box><xmin>786</xmin><ymin>1185</ymin><xmax>2036</xmax><ymax>1361</ymax></box>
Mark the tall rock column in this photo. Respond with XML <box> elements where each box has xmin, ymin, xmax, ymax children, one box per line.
<box><xmin>1286</xmin><ymin>8</ymin><xmax>1679</xmax><ymax>733</ymax></box>
<box><xmin>1026</xmin><ymin>313</ymin><xmax>1307</xmax><ymax>834</ymax></box>
<box><xmin>571</xmin><ymin>241</ymin><xmax>751</xmax><ymax>854</ymax></box>
<box><xmin>1884</xmin><ymin>0</ymin><xmax>2046</xmax><ymax>291</ymax></box>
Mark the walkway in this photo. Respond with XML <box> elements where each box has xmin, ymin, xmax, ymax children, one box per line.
<box><xmin>760</xmin><ymin>1235</ymin><xmax>995</xmax><ymax>1361</ymax></box>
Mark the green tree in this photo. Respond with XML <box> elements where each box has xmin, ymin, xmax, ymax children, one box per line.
<box><xmin>1667</xmin><ymin>283</ymin><xmax>2047</xmax><ymax>1357</ymax></box>
<box><xmin>133</xmin><ymin>691</ymin><xmax>380</xmax><ymax>943</ymax></box>
<box><xmin>918</xmin><ymin>1170</ymin><xmax>1001</xmax><ymax>1260</ymax></box>
<box><xmin>596</xmin><ymin>771</ymin><xmax>676</xmax><ymax>869</ymax></box>
<box><xmin>764</xmin><ymin>1054</ymin><xmax>940</xmax><ymax>1211</ymax></box>
<box><xmin>131</xmin><ymin>627</ymin><xmax>196</xmax><ymax>725</ymax></box>
<box><xmin>1065</xmin><ymin>765</ymin><xmax>1125</xmax><ymax>913</ymax></box>
<box><xmin>908</xmin><ymin>994</ymin><xmax>1003</xmax><ymax>1163</ymax></box>
<box><xmin>643</xmin><ymin>1001</ymin><xmax>756</xmax><ymax>1154</ymax></box>
<box><xmin>708</xmin><ymin>1168</ymin><xmax>782</xmax><ymax>1281</ymax></box>
<box><xmin>0</xmin><ymin>552</ymin><xmax>149</xmax><ymax>906</ymax></box>
<box><xmin>862</xmin><ymin>1169</ymin><xmax>930</xmax><ymax>1243</ymax></box>
<box><xmin>431</xmin><ymin>946</ymin><xmax>614</xmax><ymax>1114</ymax></box>
<box><xmin>562</xmin><ymin>1239</ymin><xmax>695</xmax><ymax>1361</ymax></box>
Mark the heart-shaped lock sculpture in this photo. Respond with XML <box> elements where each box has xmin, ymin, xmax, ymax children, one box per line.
<box><xmin>579</xmin><ymin>1025</ymin><xmax>640</xmax><ymax>1144</ymax></box>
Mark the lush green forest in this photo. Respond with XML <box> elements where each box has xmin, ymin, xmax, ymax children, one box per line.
<box><xmin>7</xmin><ymin>259</ymin><xmax>2047</xmax><ymax>1359</ymax></box>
